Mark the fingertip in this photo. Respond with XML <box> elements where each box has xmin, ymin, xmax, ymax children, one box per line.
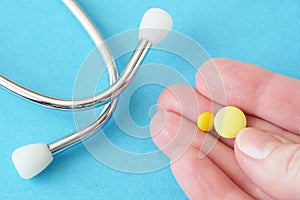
<box><xmin>196</xmin><ymin>58</ymin><xmax>266</xmax><ymax>106</ymax></box>
<box><xmin>234</xmin><ymin>128</ymin><xmax>300</xmax><ymax>199</ymax></box>
<box><xmin>196</xmin><ymin>58</ymin><xmax>245</xmax><ymax>86</ymax></box>
<box><xmin>196</xmin><ymin>58</ymin><xmax>232</xmax><ymax>87</ymax></box>
<box><xmin>150</xmin><ymin>111</ymin><xmax>166</xmax><ymax>140</ymax></box>
<box><xmin>150</xmin><ymin>111</ymin><xmax>179</xmax><ymax>150</ymax></box>
<box><xmin>157</xmin><ymin>84</ymin><xmax>196</xmax><ymax>109</ymax></box>
<box><xmin>156</xmin><ymin>84</ymin><xmax>183</xmax><ymax>113</ymax></box>
<box><xmin>235</xmin><ymin>127</ymin><xmax>286</xmax><ymax>160</ymax></box>
<box><xmin>150</xmin><ymin>110</ymin><xmax>198</xmax><ymax>159</ymax></box>
<box><xmin>234</xmin><ymin>128</ymin><xmax>257</xmax><ymax>155</ymax></box>
<box><xmin>157</xmin><ymin>84</ymin><xmax>202</xmax><ymax>122</ymax></box>
<box><xmin>196</xmin><ymin>58</ymin><xmax>235</xmax><ymax>104</ymax></box>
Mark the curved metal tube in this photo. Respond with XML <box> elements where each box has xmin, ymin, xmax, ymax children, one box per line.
<box><xmin>0</xmin><ymin>0</ymin><xmax>151</xmax><ymax>111</ymax></box>
<box><xmin>49</xmin><ymin>99</ymin><xmax>118</xmax><ymax>154</ymax></box>
<box><xmin>0</xmin><ymin>0</ymin><xmax>152</xmax><ymax>154</ymax></box>
<box><xmin>49</xmin><ymin>40</ymin><xmax>151</xmax><ymax>154</ymax></box>
<box><xmin>0</xmin><ymin>38</ymin><xmax>150</xmax><ymax>110</ymax></box>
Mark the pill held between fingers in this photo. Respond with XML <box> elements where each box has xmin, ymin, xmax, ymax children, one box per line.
<box><xmin>197</xmin><ymin>112</ymin><xmax>215</xmax><ymax>132</ymax></box>
<box><xmin>214</xmin><ymin>106</ymin><xmax>247</xmax><ymax>138</ymax></box>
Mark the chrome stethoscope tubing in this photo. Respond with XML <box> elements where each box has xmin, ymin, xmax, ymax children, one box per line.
<box><xmin>2</xmin><ymin>0</ymin><xmax>151</xmax><ymax>154</ymax></box>
<box><xmin>0</xmin><ymin>38</ymin><xmax>151</xmax><ymax>110</ymax></box>
<box><xmin>8</xmin><ymin>0</ymin><xmax>173</xmax><ymax>179</ymax></box>
<box><xmin>49</xmin><ymin>39</ymin><xmax>152</xmax><ymax>155</ymax></box>
<box><xmin>0</xmin><ymin>0</ymin><xmax>151</xmax><ymax>111</ymax></box>
<box><xmin>0</xmin><ymin>0</ymin><xmax>152</xmax><ymax>153</ymax></box>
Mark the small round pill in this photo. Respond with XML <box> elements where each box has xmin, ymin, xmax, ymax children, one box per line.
<box><xmin>214</xmin><ymin>106</ymin><xmax>247</xmax><ymax>138</ymax></box>
<box><xmin>197</xmin><ymin>112</ymin><xmax>215</xmax><ymax>132</ymax></box>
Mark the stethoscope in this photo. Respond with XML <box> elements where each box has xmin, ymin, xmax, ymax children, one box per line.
<box><xmin>1</xmin><ymin>0</ymin><xmax>172</xmax><ymax>179</ymax></box>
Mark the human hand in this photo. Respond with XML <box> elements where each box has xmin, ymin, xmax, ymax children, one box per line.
<box><xmin>150</xmin><ymin>58</ymin><xmax>300</xmax><ymax>199</ymax></box>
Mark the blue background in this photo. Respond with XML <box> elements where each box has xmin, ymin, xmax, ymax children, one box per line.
<box><xmin>0</xmin><ymin>0</ymin><xmax>299</xmax><ymax>199</ymax></box>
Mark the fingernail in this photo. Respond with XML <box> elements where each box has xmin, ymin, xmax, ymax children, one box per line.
<box><xmin>236</xmin><ymin>128</ymin><xmax>282</xmax><ymax>159</ymax></box>
<box><xmin>150</xmin><ymin>111</ymin><xmax>167</xmax><ymax>137</ymax></box>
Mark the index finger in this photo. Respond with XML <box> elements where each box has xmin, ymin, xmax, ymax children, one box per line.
<box><xmin>196</xmin><ymin>58</ymin><xmax>300</xmax><ymax>135</ymax></box>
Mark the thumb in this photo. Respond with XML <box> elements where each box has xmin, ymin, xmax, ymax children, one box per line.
<box><xmin>234</xmin><ymin>127</ymin><xmax>300</xmax><ymax>200</ymax></box>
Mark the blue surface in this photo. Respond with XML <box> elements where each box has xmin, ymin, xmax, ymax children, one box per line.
<box><xmin>1</xmin><ymin>0</ymin><xmax>300</xmax><ymax>199</ymax></box>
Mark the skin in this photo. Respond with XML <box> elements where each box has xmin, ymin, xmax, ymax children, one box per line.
<box><xmin>150</xmin><ymin>58</ymin><xmax>300</xmax><ymax>200</ymax></box>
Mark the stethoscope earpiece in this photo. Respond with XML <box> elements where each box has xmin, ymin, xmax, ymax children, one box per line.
<box><xmin>12</xmin><ymin>144</ymin><xmax>53</xmax><ymax>179</ymax></box>
<box><xmin>139</xmin><ymin>8</ymin><xmax>173</xmax><ymax>45</ymax></box>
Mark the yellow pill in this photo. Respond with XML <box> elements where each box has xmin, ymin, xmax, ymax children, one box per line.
<box><xmin>214</xmin><ymin>106</ymin><xmax>247</xmax><ymax>138</ymax></box>
<box><xmin>197</xmin><ymin>112</ymin><xmax>215</xmax><ymax>132</ymax></box>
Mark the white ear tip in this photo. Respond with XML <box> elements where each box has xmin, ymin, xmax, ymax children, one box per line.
<box><xmin>12</xmin><ymin>143</ymin><xmax>53</xmax><ymax>179</ymax></box>
<box><xmin>139</xmin><ymin>8</ymin><xmax>173</xmax><ymax>45</ymax></box>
